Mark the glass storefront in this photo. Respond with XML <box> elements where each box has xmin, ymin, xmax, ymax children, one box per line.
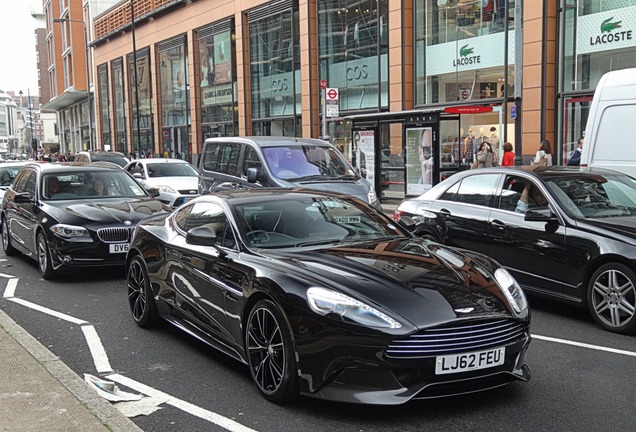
<box><xmin>248</xmin><ymin>1</ymin><xmax>301</xmax><ymax>136</ymax></box>
<box><xmin>196</xmin><ymin>20</ymin><xmax>238</xmax><ymax>140</ymax></box>
<box><xmin>97</xmin><ymin>64</ymin><xmax>111</xmax><ymax>151</ymax></box>
<box><xmin>560</xmin><ymin>0</ymin><xmax>636</xmax><ymax>155</ymax></box>
<box><xmin>111</xmin><ymin>58</ymin><xmax>127</xmax><ymax>154</ymax></box>
<box><xmin>158</xmin><ymin>36</ymin><xmax>190</xmax><ymax>159</ymax></box>
<box><xmin>127</xmin><ymin>48</ymin><xmax>153</xmax><ymax>156</ymax></box>
<box><xmin>415</xmin><ymin>0</ymin><xmax>515</xmax><ymax>105</ymax></box>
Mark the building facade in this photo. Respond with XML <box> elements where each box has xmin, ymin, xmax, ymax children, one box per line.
<box><xmin>72</xmin><ymin>0</ymin><xmax>636</xmax><ymax>201</ymax></box>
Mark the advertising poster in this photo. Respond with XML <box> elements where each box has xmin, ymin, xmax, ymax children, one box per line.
<box><xmin>353</xmin><ymin>130</ymin><xmax>375</xmax><ymax>184</ymax></box>
<box><xmin>214</xmin><ymin>31</ymin><xmax>232</xmax><ymax>84</ymax></box>
<box><xmin>406</xmin><ymin>127</ymin><xmax>433</xmax><ymax>195</ymax></box>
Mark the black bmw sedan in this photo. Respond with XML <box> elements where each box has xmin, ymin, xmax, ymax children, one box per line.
<box><xmin>1</xmin><ymin>162</ymin><xmax>169</xmax><ymax>279</ymax></box>
<box><xmin>126</xmin><ymin>188</ymin><xmax>531</xmax><ymax>405</ymax></box>
<box><xmin>394</xmin><ymin>166</ymin><xmax>636</xmax><ymax>334</ymax></box>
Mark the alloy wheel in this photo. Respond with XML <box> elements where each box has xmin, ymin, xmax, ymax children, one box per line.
<box><xmin>246</xmin><ymin>306</ymin><xmax>285</xmax><ymax>395</ymax></box>
<box><xmin>128</xmin><ymin>259</ymin><xmax>147</xmax><ymax>322</ymax></box>
<box><xmin>590</xmin><ymin>267</ymin><xmax>636</xmax><ymax>330</ymax></box>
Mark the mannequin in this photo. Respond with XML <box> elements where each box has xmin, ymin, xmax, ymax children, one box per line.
<box><xmin>489</xmin><ymin>127</ymin><xmax>500</xmax><ymax>160</ymax></box>
<box><xmin>463</xmin><ymin>128</ymin><xmax>476</xmax><ymax>165</ymax></box>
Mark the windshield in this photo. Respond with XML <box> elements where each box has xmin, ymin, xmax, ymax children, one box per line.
<box><xmin>147</xmin><ymin>162</ymin><xmax>198</xmax><ymax>178</ymax></box>
<box><xmin>42</xmin><ymin>171</ymin><xmax>148</xmax><ymax>200</ymax></box>
<box><xmin>262</xmin><ymin>145</ymin><xmax>357</xmax><ymax>181</ymax></box>
<box><xmin>546</xmin><ymin>173</ymin><xmax>636</xmax><ymax>218</ymax></box>
<box><xmin>235</xmin><ymin>195</ymin><xmax>405</xmax><ymax>249</ymax></box>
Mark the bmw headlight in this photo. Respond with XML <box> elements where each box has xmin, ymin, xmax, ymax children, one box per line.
<box><xmin>367</xmin><ymin>186</ymin><xmax>378</xmax><ymax>204</ymax></box>
<box><xmin>157</xmin><ymin>185</ymin><xmax>177</xmax><ymax>194</ymax></box>
<box><xmin>50</xmin><ymin>224</ymin><xmax>93</xmax><ymax>242</ymax></box>
<box><xmin>307</xmin><ymin>287</ymin><xmax>401</xmax><ymax>329</ymax></box>
<box><xmin>494</xmin><ymin>268</ymin><xmax>528</xmax><ymax>314</ymax></box>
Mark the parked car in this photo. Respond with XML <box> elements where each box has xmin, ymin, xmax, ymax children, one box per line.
<box><xmin>124</xmin><ymin>158</ymin><xmax>200</xmax><ymax>207</ymax></box>
<box><xmin>0</xmin><ymin>161</ymin><xmax>30</xmax><ymax>201</ymax></box>
<box><xmin>1</xmin><ymin>163</ymin><xmax>169</xmax><ymax>279</ymax></box>
<box><xmin>394</xmin><ymin>165</ymin><xmax>636</xmax><ymax>334</ymax></box>
<box><xmin>197</xmin><ymin>136</ymin><xmax>381</xmax><ymax>209</ymax></box>
<box><xmin>126</xmin><ymin>188</ymin><xmax>531</xmax><ymax>405</ymax></box>
<box><xmin>74</xmin><ymin>151</ymin><xmax>130</xmax><ymax>167</ymax></box>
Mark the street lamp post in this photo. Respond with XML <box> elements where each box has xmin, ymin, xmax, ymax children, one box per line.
<box><xmin>53</xmin><ymin>17</ymin><xmax>93</xmax><ymax>152</ymax></box>
<box><xmin>18</xmin><ymin>90</ymin><xmax>35</xmax><ymax>157</ymax></box>
<box><xmin>130</xmin><ymin>0</ymin><xmax>142</xmax><ymax>157</ymax></box>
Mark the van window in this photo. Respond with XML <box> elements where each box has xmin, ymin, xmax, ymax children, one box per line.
<box><xmin>202</xmin><ymin>142</ymin><xmax>241</xmax><ymax>174</ymax></box>
<box><xmin>242</xmin><ymin>146</ymin><xmax>262</xmax><ymax>176</ymax></box>
<box><xmin>594</xmin><ymin>104</ymin><xmax>636</xmax><ymax>161</ymax></box>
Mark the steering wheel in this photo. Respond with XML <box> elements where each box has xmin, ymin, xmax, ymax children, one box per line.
<box><xmin>246</xmin><ymin>230</ymin><xmax>270</xmax><ymax>243</ymax></box>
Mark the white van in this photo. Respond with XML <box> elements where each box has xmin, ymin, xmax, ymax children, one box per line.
<box><xmin>579</xmin><ymin>67</ymin><xmax>636</xmax><ymax>176</ymax></box>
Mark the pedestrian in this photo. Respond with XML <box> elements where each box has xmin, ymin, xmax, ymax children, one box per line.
<box><xmin>567</xmin><ymin>137</ymin><xmax>583</xmax><ymax>166</ymax></box>
<box><xmin>531</xmin><ymin>139</ymin><xmax>552</xmax><ymax>166</ymax></box>
<box><xmin>475</xmin><ymin>142</ymin><xmax>496</xmax><ymax>168</ymax></box>
<box><xmin>501</xmin><ymin>142</ymin><xmax>515</xmax><ymax>166</ymax></box>
<box><xmin>147</xmin><ymin>150</ymin><xmax>153</xmax><ymax>158</ymax></box>
<box><xmin>163</xmin><ymin>149</ymin><xmax>169</xmax><ymax>158</ymax></box>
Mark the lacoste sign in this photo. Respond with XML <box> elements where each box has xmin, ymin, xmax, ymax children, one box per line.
<box><xmin>577</xmin><ymin>6</ymin><xmax>636</xmax><ymax>55</ymax></box>
<box><xmin>453</xmin><ymin>44</ymin><xmax>481</xmax><ymax>67</ymax></box>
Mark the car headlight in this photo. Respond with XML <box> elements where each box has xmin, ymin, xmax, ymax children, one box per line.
<box><xmin>494</xmin><ymin>268</ymin><xmax>528</xmax><ymax>314</ymax></box>
<box><xmin>50</xmin><ymin>224</ymin><xmax>93</xmax><ymax>242</ymax></box>
<box><xmin>367</xmin><ymin>186</ymin><xmax>378</xmax><ymax>204</ymax></box>
<box><xmin>307</xmin><ymin>287</ymin><xmax>401</xmax><ymax>329</ymax></box>
<box><xmin>157</xmin><ymin>185</ymin><xmax>177</xmax><ymax>194</ymax></box>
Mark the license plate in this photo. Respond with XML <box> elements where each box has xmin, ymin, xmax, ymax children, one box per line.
<box><xmin>109</xmin><ymin>243</ymin><xmax>129</xmax><ymax>254</ymax></box>
<box><xmin>435</xmin><ymin>347</ymin><xmax>505</xmax><ymax>375</ymax></box>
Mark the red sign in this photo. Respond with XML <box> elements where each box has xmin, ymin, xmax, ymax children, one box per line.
<box><xmin>444</xmin><ymin>106</ymin><xmax>494</xmax><ymax>114</ymax></box>
<box><xmin>326</xmin><ymin>88</ymin><xmax>339</xmax><ymax>101</ymax></box>
<box><xmin>320</xmin><ymin>79</ymin><xmax>327</xmax><ymax>90</ymax></box>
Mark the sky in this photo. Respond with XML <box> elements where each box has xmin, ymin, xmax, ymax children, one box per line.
<box><xmin>0</xmin><ymin>0</ymin><xmax>43</xmax><ymax>95</ymax></box>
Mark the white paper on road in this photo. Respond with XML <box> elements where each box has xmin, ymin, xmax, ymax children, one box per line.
<box><xmin>115</xmin><ymin>397</ymin><xmax>169</xmax><ymax>417</ymax></box>
<box><xmin>84</xmin><ymin>373</ymin><xmax>144</xmax><ymax>402</ymax></box>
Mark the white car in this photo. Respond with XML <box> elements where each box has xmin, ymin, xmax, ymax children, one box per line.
<box><xmin>0</xmin><ymin>161</ymin><xmax>30</xmax><ymax>201</ymax></box>
<box><xmin>124</xmin><ymin>158</ymin><xmax>200</xmax><ymax>207</ymax></box>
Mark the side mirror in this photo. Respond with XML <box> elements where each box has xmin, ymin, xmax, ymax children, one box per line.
<box><xmin>396</xmin><ymin>215</ymin><xmax>417</xmax><ymax>229</ymax></box>
<box><xmin>147</xmin><ymin>187</ymin><xmax>160</xmax><ymax>197</ymax></box>
<box><xmin>186</xmin><ymin>225</ymin><xmax>218</xmax><ymax>246</ymax></box>
<box><xmin>133</xmin><ymin>172</ymin><xmax>144</xmax><ymax>179</ymax></box>
<box><xmin>247</xmin><ymin>167</ymin><xmax>260</xmax><ymax>183</ymax></box>
<box><xmin>524</xmin><ymin>208</ymin><xmax>557</xmax><ymax>222</ymax></box>
<box><xmin>14</xmin><ymin>192</ymin><xmax>32</xmax><ymax>203</ymax></box>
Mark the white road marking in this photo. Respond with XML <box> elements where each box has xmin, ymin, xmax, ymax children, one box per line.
<box><xmin>3</xmin><ymin>278</ymin><xmax>18</xmax><ymax>297</ymax></box>
<box><xmin>107</xmin><ymin>374</ymin><xmax>259</xmax><ymax>432</ymax></box>
<box><xmin>81</xmin><ymin>325</ymin><xmax>113</xmax><ymax>373</ymax></box>
<box><xmin>0</xmin><ymin>271</ymin><xmax>17</xmax><ymax>278</ymax></box>
<box><xmin>8</xmin><ymin>298</ymin><xmax>88</xmax><ymax>325</ymax></box>
<box><xmin>533</xmin><ymin>334</ymin><xmax>636</xmax><ymax>357</ymax></box>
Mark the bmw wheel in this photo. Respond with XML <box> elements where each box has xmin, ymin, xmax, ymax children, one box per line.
<box><xmin>588</xmin><ymin>263</ymin><xmax>636</xmax><ymax>334</ymax></box>
<box><xmin>127</xmin><ymin>255</ymin><xmax>158</xmax><ymax>328</ymax></box>
<box><xmin>37</xmin><ymin>232</ymin><xmax>56</xmax><ymax>280</ymax></box>
<box><xmin>1</xmin><ymin>217</ymin><xmax>18</xmax><ymax>256</ymax></box>
<box><xmin>245</xmin><ymin>299</ymin><xmax>299</xmax><ymax>403</ymax></box>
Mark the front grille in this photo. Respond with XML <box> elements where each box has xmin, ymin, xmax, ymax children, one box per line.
<box><xmin>97</xmin><ymin>227</ymin><xmax>130</xmax><ymax>243</ymax></box>
<box><xmin>386</xmin><ymin>319</ymin><xmax>526</xmax><ymax>359</ymax></box>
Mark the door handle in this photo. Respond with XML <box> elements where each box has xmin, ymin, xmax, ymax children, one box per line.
<box><xmin>439</xmin><ymin>208</ymin><xmax>451</xmax><ymax>217</ymax></box>
<box><xmin>491</xmin><ymin>219</ymin><xmax>506</xmax><ymax>229</ymax></box>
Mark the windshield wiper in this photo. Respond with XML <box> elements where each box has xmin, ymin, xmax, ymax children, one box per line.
<box><xmin>295</xmin><ymin>238</ymin><xmax>345</xmax><ymax>247</ymax></box>
<box><xmin>288</xmin><ymin>174</ymin><xmax>348</xmax><ymax>182</ymax></box>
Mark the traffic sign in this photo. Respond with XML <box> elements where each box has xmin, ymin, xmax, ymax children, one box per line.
<box><xmin>320</xmin><ymin>79</ymin><xmax>327</xmax><ymax>90</ymax></box>
<box><xmin>326</xmin><ymin>88</ymin><xmax>339</xmax><ymax>101</ymax></box>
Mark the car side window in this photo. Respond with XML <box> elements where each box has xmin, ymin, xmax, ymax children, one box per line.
<box><xmin>498</xmin><ymin>175</ymin><xmax>527</xmax><ymax>212</ymax></box>
<box><xmin>219</xmin><ymin>143</ymin><xmax>241</xmax><ymax>175</ymax></box>
<box><xmin>180</xmin><ymin>202</ymin><xmax>237</xmax><ymax>250</ymax></box>
<box><xmin>13</xmin><ymin>170</ymin><xmax>34</xmax><ymax>194</ymax></box>
<box><xmin>453</xmin><ymin>174</ymin><xmax>499</xmax><ymax>207</ymax></box>
<box><xmin>242</xmin><ymin>146</ymin><xmax>263</xmax><ymax>177</ymax></box>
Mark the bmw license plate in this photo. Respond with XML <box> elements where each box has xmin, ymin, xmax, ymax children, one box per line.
<box><xmin>435</xmin><ymin>347</ymin><xmax>505</xmax><ymax>375</ymax></box>
<box><xmin>109</xmin><ymin>243</ymin><xmax>129</xmax><ymax>254</ymax></box>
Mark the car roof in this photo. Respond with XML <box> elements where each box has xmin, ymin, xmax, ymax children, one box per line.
<box><xmin>80</xmin><ymin>151</ymin><xmax>127</xmax><ymax>157</ymax></box>
<box><xmin>203</xmin><ymin>136</ymin><xmax>333</xmax><ymax>148</ymax></box>
<box><xmin>134</xmin><ymin>158</ymin><xmax>190</xmax><ymax>164</ymax></box>
<box><xmin>22</xmin><ymin>162</ymin><xmax>122</xmax><ymax>173</ymax></box>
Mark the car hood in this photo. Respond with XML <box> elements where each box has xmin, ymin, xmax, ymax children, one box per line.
<box><xmin>44</xmin><ymin>197</ymin><xmax>167</xmax><ymax>225</ymax></box>
<box><xmin>582</xmin><ymin>216</ymin><xmax>636</xmax><ymax>240</ymax></box>
<box><xmin>277</xmin><ymin>178</ymin><xmax>370</xmax><ymax>202</ymax></box>
<box><xmin>266</xmin><ymin>238</ymin><xmax>516</xmax><ymax>329</ymax></box>
<box><xmin>145</xmin><ymin>176</ymin><xmax>199</xmax><ymax>190</ymax></box>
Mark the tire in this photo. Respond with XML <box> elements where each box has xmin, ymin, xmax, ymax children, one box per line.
<box><xmin>1</xmin><ymin>217</ymin><xmax>18</xmax><ymax>256</ymax></box>
<box><xmin>587</xmin><ymin>263</ymin><xmax>636</xmax><ymax>334</ymax></box>
<box><xmin>37</xmin><ymin>231</ymin><xmax>56</xmax><ymax>280</ymax></box>
<box><xmin>127</xmin><ymin>255</ymin><xmax>159</xmax><ymax>328</ymax></box>
<box><xmin>245</xmin><ymin>299</ymin><xmax>299</xmax><ymax>403</ymax></box>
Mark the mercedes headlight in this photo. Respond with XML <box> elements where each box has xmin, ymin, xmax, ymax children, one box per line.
<box><xmin>307</xmin><ymin>287</ymin><xmax>401</xmax><ymax>329</ymax></box>
<box><xmin>50</xmin><ymin>224</ymin><xmax>93</xmax><ymax>242</ymax></box>
<box><xmin>494</xmin><ymin>268</ymin><xmax>528</xmax><ymax>314</ymax></box>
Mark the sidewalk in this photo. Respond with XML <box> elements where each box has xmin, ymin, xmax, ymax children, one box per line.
<box><xmin>0</xmin><ymin>308</ymin><xmax>142</xmax><ymax>432</ymax></box>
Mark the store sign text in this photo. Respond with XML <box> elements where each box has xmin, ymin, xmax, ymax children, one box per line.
<box><xmin>347</xmin><ymin>65</ymin><xmax>369</xmax><ymax>81</ymax></box>
<box><xmin>453</xmin><ymin>56</ymin><xmax>481</xmax><ymax>67</ymax></box>
<box><xmin>589</xmin><ymin>30</ymin><xmax>632</xmax><ymax>46</ymax></box>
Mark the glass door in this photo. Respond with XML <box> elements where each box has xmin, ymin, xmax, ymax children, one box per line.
<box><xmin>563</xmin><ymin>95</ymin><xmax>593</xmax><ymax>164</ymax></box>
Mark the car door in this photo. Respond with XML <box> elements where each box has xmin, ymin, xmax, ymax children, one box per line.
<box><xmin>488</xmin><ymin>174</ymin><xmax>571</xmax><ymax>297</ymax></box>
<box><xmin>4</xmin><ymin>169</ymin><xmax>38</xmax><ymax>254</ymax></box>
<box><xmin>430</xmin><ymin>172</ymin><xmax>500</xmax><ymax>256</ymax></box>
<box><xmin>168</xmin><ymin>201</ymin><xmax>244</xmax><ymax>347</ymax></box>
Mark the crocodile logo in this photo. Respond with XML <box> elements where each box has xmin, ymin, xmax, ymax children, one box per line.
<box><xmin>459</xmin><ymin>45</ymin><xmax>474</xmax><ymax>57</ymax></box>
<box><xmin>601</xmin><ymin>17</ymin><xmax>621</xmax><ymax>33</ymax></box>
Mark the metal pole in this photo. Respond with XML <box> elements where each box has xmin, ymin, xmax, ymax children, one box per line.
<box><xmin>514</xmin><ymin>0</ymin><xmax>523</xmax><ymax>165</ymax></box>
<box><xmin>130</xmin><ymin>0</ymin><xmax>142</xmax><ymax>157</ymax></box>
<box><xmin>28</xmin><ymin>89</ymin><xmax>34</xmax><ymax>157</ymax></box>
<box><xmin>503</xmin><ymin>0</ymin><xmax>509</xmax><ymax>145</ymax></box>
<box><xmin>83</xmin><ymin>21</ymin><xmax>93</xmax><ymax>151</ymax></box>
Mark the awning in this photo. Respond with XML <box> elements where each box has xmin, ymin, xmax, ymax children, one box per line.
<box><xmin>41</xmin><ymin>91</ymin><xmax>89</xmax><ymax>112</ymax></box>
